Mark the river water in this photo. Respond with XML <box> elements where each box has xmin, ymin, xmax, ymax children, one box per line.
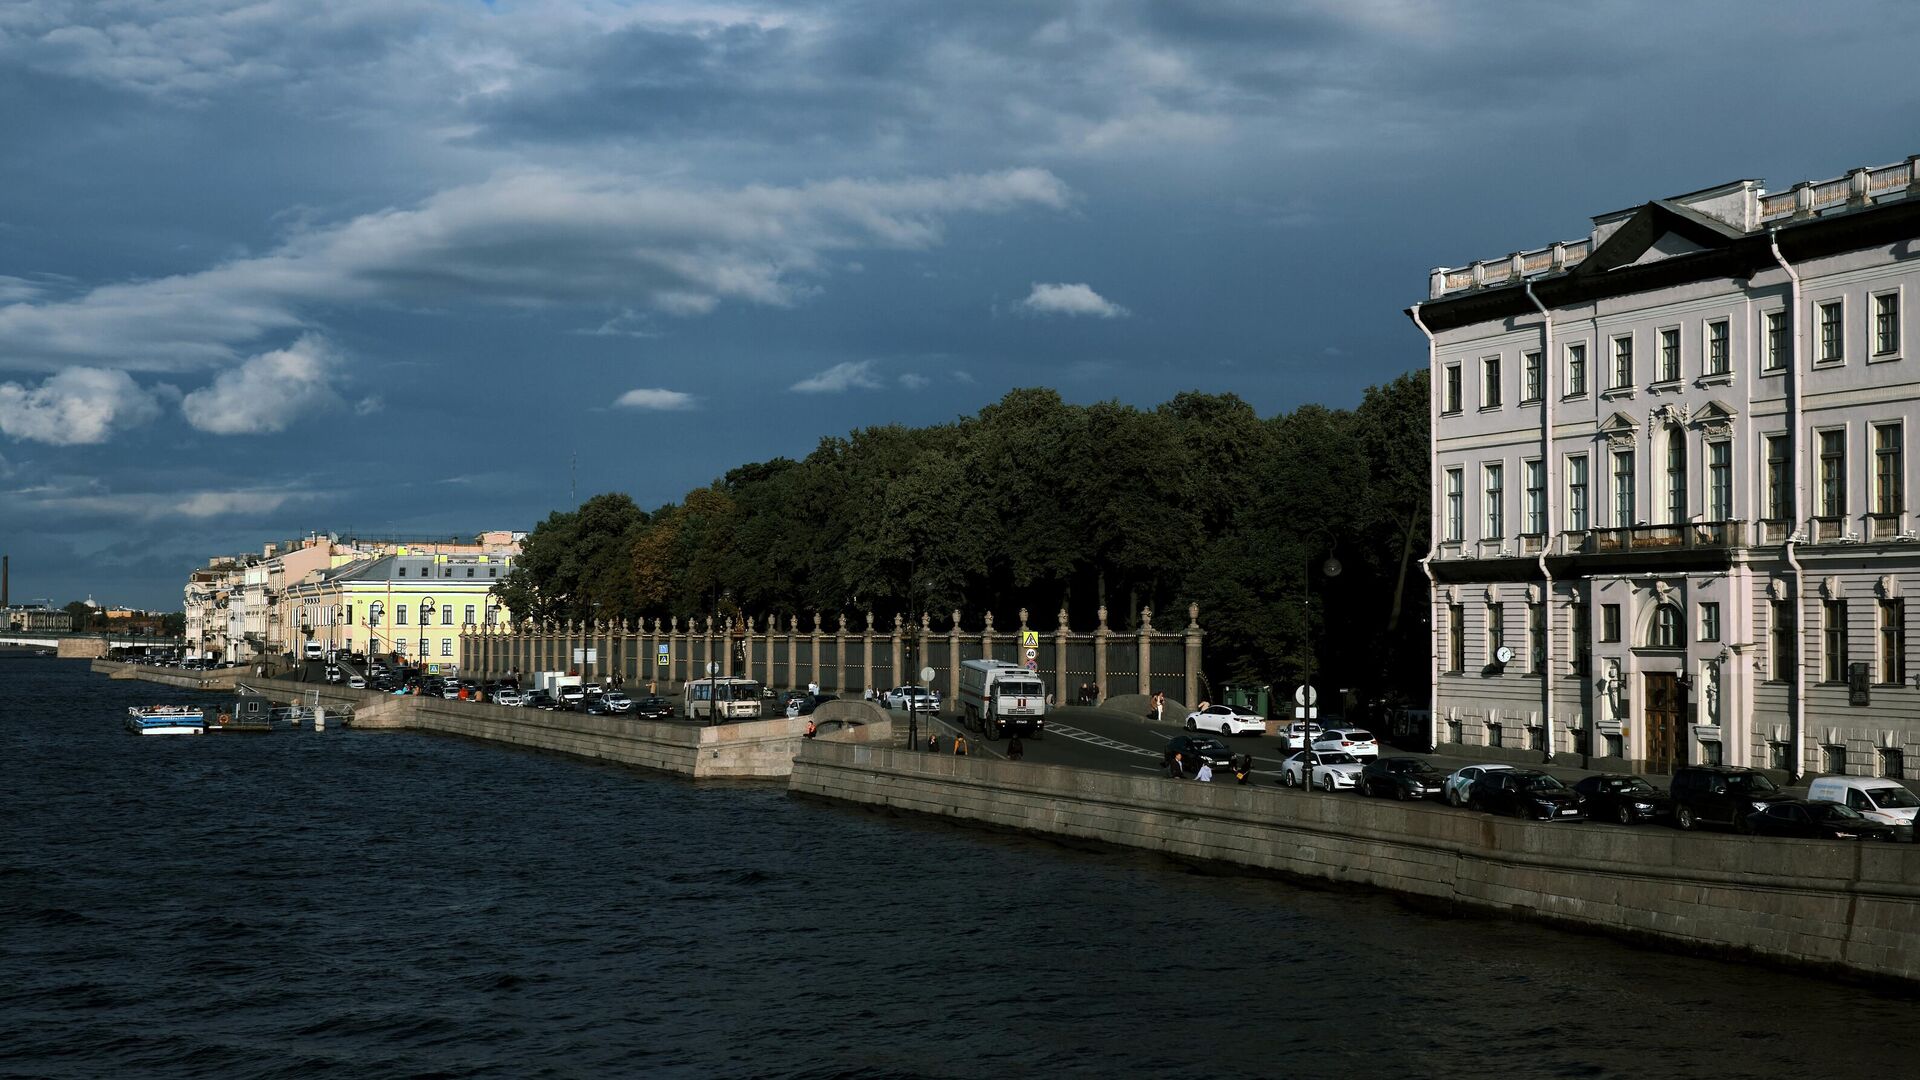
<box><xmin>3</xmin><ymin>655</ymin><xmax>1915</xmax><ymax>1079</ymax></box>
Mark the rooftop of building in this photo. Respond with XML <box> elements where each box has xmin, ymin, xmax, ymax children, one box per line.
<box><xmin>317</xmin><ymin>552</ymin><xmax>515</xmax><ymax>585</ymax></box>
<box><xmin>1425</xmin><ymin>152</ymin><xmax>1920</xmax><ymax>301</ymax></box>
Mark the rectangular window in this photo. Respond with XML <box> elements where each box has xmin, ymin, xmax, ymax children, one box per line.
<box><xmin>1565</xmin><ymin>454</ymin><xmax>1589</xmax><ymax>532</ymax></box>
<box><xmin>1612</xmin><ymin>334</ymin><xmax>1634</xmax><ymax>388</ymax></box>
<box><xmin>466</xmin><ymin>567</ymin><xmax>476</xmax><ymax>578</ymax></box>
<box><xmin>1666</xmin><ymin>436</ymin><xmax>1687</xmax><ymax>525</ymax></box>
<box><xmin>1771</xmin><ymin>599</ymin><xmax>1796</xmax><ymax>682</ymax></box>
<box><xmin>370</xmin><ymin>606</ymin><xmax>383</xmax><ymax>627</ymax></box>
<box><xmin>1571</xmin><ymin>603</ymin><xmax>1590</xmax><ymax>675</ymax></box>
<box><xmin>463</xmin><ymin>605</ymin><xmax>476</xmax><ymax>626</ymax></box>
<box><xmin>398</xmin><ymin>566</ymin><xmax>407</xmax><ymax>577</ymax></box>
<box><xmin>1819</xmin><ymin>429</ymin><xmax>1847</xmax><ymax>518</ymax></box>
<box><xmin>1881</xmin><ymin>598</ymin><xmax>1906</xmax><ymax>685</ymax></box>
<box><xmin>442</xmin><ymin>639</ymin><xmax>454</xmax><ymax>657</ymax></box>
<box><xmin>1522</xmin><ymin>351</ymin><xmax>1543</xmax><ymax>403</ymax></box>
<box><xmin>485</xmin><ymin>606</ymin><xmax>499</xmax><ymax>626</ymax></box>
<box><xmin>1659</xmin><ymin>327</ymin><xmax>1680</xmax><ymax>382</ymax></box>
<box><xmin>1445</xmin><ymin>468</ymin><xmax>1464</xmax><ymax>542</ymax></box>
<box><xmin>397</xmin><ymin>605</ymin><xmax>408</xmax><ymax>626</ymax></box>
<box><xmin>1444</xmin><ymin>364</ymin><xmax>1462</xmax><ymax>413</ymax></box>
<box><xmin>1524</xmin><ymin>459</ymin><xmax>1544</xmax><ymax>535</ymax></box>
<box><xmin>1765</xmin><ymin>434</ymin><xmax>1792</xmax><ymax>520</ymax></box>
<box><xmin>441</xmin><ymin>605</ymin><xmax>454</xmax><ymax>626</ymax></box>
<box><xmin>1824</xmin><ymin>599</ymin><xmax>1848</xmax><ymax>683</ymax></box>
<box><xmin>1875</xmin><ymin>422</ymin><xmax>1904</xmax><ymax>515</ymax></box>
<box><xmin>1819</xmin><ymin>299</ymin><xmax>1844</xmax><ymax>362</ymax></box>
<box><xmin>1448</xmin><ymin>604</ymin><xmax>1464</xmax><ymax>673</ymax></box>
<box><xmin>1566</xmin><ymin>342</ymin><xmax>1588</xmax><ymax>396</ymax></box>
<box><xmin>1876</xmin><ymin>292</ymin><xmax>1901</xmax><ymax>356</ymax></box>
<box><xmin>1708</xmin><ymin>440</ymin><xmax>1732</xmax><ymax>521</ymax></box>
<box><xmin>1707</xmin><ymin>319</ymin><xmax>1730</xmax><ymax>375</ymax></box>
<box><xmin>1700</xmin><ymin>602</ymin><xmax>1721</xmax><ymax>642</ymax></box>
<box><xmin>1764</xmin><ymin>310</ymin><xmax>1786</xmax><ymax>372</ymax></box>
<box><xmin>1487</xmin><ymin>603</ymin><xmax>1504</xmax><ymax>664</ymax></box>
<box><xmin>1528</xmin><ymin>602</ymin><xmax>1545</xmax><ymax>672</ymax></box>
<box><xmin>1482</xmin><ymin>355</ymin><xmax>1502</xmax><ymax>408</ymax></box>
<box><xmin>345</xmin><ymin>605</ymin><xmax>354</xmax><ymax>627</ymax></box>
<box><xmin>1601</xmin><ymin>603</ymin><xmax>1621</xmax><ymax>643</ymax></box>
<box><xmin>1612</xmin><ymin>449</ymin><xmax>1636</xmax><ymax>527</ymax></box>
<box><xmin>1484</xmin><ymin>463</ymin><xmax>1504</xmax><ymax>538</ymax></box>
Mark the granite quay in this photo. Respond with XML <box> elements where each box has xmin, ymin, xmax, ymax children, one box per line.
<box><xmin>461</xmin><ymin>602</ymin><xmax>1205</xmax><ymax>706</ymax></box>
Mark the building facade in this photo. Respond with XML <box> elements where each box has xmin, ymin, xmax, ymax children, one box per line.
<box><xmin>3</xmin><ymin>604</ymin><xmax>74</xmax><ymax>632</ymax></box>
<box><xmin>283</xmin><ymin>551</ymin><xmax>515</xmax><ymax>672</ymax></box>
<box><xmin>1414</xmin><ymin>153</ymin><xmax>1920</xmax><ymax>783</ymax></box>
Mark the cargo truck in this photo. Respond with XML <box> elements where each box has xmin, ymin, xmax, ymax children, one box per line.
<box><xmin>957</xmin><ymin>658</ymin><xmax>1047</xmax><ymax>740</ymax></box>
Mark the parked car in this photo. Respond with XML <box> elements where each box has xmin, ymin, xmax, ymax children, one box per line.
<box><xmin>604</xmin><ymin>691</ymin><xmax>633</xmax><ymax>713</ymax></box>
<box><xmin>1444</xmin><ymin>763</ymin><xmax>1514</xmax><ymax>807</ymax></box>
<box><xmin>1358</xmin><ymin>756</ymin><xmax>1446</xmax><ymax>800</ymax></box>
<box><xmin>1805</xmin><ymin>776</ymin><xmax>1919</xmax><ymax>838</ymax></box>
<box><xmin>1669</xmin><ymin>765</ymin><xmax>1793</xmax><ymax>831</ymax></box>
<box><xmin>1184</xmin><ymin>703</ymin><xmax>1266</xmax><ymax>736</ymax></box>
<box><xmin>1745</xmin><ymin>799</ymin><xmax>1900</xmax><ymax>841</ymax></box>
<box><xmin>884</xmin><ymin>686</ymin><xmax>936</xmax><ymax>711</ymax></box>
<box><xmin>1162</xmin><ymin>734</ymin><xmax>1234</xmax><ymax>776</ymax></box>
<box><xmin>1282</xmin><ymin>721</ymin><xmax>1325</xmax><ymax>749</ymax></box>
<box><xmin>523</xmin><ymin>689</ymin><xmax>557</xmax><ymax>710</ymax></box>
<box><xmin>584</xmin><ymin>697</ymin><xmax>613</xmax><ymax>716</ymax></box>
<box><xmin>1468</xmin><ymin>769</ymin><xmax>1587</xmax><ymax>820</ymax></box>
<box><xmin>493</xmin><ymin>688</ymin><xmax>525</xmax><ymax>707</ymax></box>
<box><xmin>346</xmin><ymin>674</ymin><xmax>368</xmax><ymax>690</ymax></box>
<box><xmin>791</xmin><ymin>693</ymin><xmax>838</xmax><ymax>717</ymax></box>
<box><xmin>1571</xmin><ymin>774</ymin><xmax>1669</xmax><ymax>825</ymax></box>
<box><xmin>557</xmin><ymin>685</ymin><xmax>586</xmax><ymax>707</ymax></box>
<box><xmin>1311</xmin><ymin>728</ymin><xmax>1379</xmax><ymax>760</ymax></box>
<box><xmin>633</xmin><ymin>695</ymin><xmax>675</xmax><ymax>719</ymax></box>
<box><xmin>1281</xmin><ymin>749</ymin><xmax>1364</xmax><ymax>790</ymax></box>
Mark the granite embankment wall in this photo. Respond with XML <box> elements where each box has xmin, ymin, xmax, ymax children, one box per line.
<box><xmin>92</xmin><ymin>660</ymin><xmax>242</xmax><ymax>692</ymax></box>
<box><xmin>791</xmin><ymin>741</ymin><xmax>1920</xmax><ymax>985</ymax></box>
<box><xmin>340</xmin><ymin>690</ymin><xmax>892</xmax><ymax>780</ymax></box>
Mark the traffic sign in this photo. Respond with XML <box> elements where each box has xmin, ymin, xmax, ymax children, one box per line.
<box><xmin>1025</xmin><ymin>659</ymin><xmax>1038</xmax><ymax>671</ymax></box>
<box><xmin>920</xmin><ymin>666</ymin><xmax>936</xmax><ymax>683</ymax></box>
<box><xmin>1294</xmin><ymin>706</ymin><xmax>1318</xmax><ymax>720</ymax></box>
<box><xmin>656</xmin><ymin>652</ymin><xmax>669</xmax><ymax>666</ymax></box>
<box><xmin>657</xmin><ymin>644</ymin><xmax>669</xmax><ymax>655</ymax></box>
<box><xmin>1294</xmin><ymin>685</ymin><xmax>1318</xmax><ymax>707</ymax></box>
<box><xmin>1024</xmin><ymin>647</ymin><xmax>1038</xmax><ymax>660</ymax></box>
<box><xmin>706</xmin><ymin>661</ymin><xmax>719</xmax><ymax>675</ymax></box>
<box><xmin>1019</xmin><ymin>630</ymin><xmax>1039</xmax><ymax>647</ymax></box>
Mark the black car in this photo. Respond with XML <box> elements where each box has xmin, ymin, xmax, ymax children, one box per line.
<box><xmin>1745</xmin><ymin>799</ymin><xmax>1900</xmax><ymax>841</ymax></box>
<box><xmin>1669</xmin><ymin>765</ymin><xmax>1793</xmax><ymax>831</ymax></box>
<box><xmin>1572</xmin><ymin>774</ymin><xmax>1670</xmax><ymax>825</ymax></box>
<box><xmin>633</xmin><ymin>695</ymin><xmax>675</xmax><ymax>720</ymax></box>
<box><xmin>1162</xmin><ymin>735</ymin><xmax>1233</xmax><ymax>777</ymax></box>
<box><xmin>1358</xmin><ymin>757</ymin><xmax>1446</xmax><ymax>800</ymax></box>
<box><xmin>1468</xmin><ymin>769</ymin><xmax>1587</xmax><ymax>820</ymax></box>
<box><xmin>794</xmin><ymin>693</ymin><xmax>839</xmax><ymax>717</ymax></box>
<box><xmin>523</xmin><ymin>689</ymin><xmax>557</xmax><ymax>710</ymax></box>
<box><xmin>583</xmin><ymin>697</ymin><xmax>613</xmax><ymax>716</ymax></box>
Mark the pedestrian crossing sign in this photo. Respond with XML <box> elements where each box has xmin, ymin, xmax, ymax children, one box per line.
<box><xmin>1019</xmin><ymin>630</ymin><xmax>1039</xmax><ymax>647</ymax></box>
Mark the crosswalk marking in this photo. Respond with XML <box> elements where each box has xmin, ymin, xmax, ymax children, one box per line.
<box><xmin>1044</xmin><ymin>721</ymin><xmax>1162</xmax><ymax>758</ymax></box>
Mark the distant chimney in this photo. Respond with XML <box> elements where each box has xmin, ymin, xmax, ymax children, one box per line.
<box><xmin>2</xmin><ymin>554</ymin><xmax>8</xmax><ymax>608</ymax></box>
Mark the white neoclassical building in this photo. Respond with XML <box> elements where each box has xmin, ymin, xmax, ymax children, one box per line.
<box><xmin>1411</xmin><ymin>153</ymin><xmax>1920</xmax><ymax>783</ymax></box>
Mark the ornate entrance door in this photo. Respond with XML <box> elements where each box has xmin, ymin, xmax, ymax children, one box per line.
<box><xmin>1643</xmin><ymin>672</ymin><xmax>1683</xmax><ymax>774</ymax></box>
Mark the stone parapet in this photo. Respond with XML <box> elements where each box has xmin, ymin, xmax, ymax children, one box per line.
<box><xmin>790</xmin><ymin>742</ymin><xmax>1920</xmax><ymax>986</ymax></box>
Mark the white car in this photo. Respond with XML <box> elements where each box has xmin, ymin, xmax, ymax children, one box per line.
<box><xmin>1184</xmin><ymin>703</ymin><xmax>1265</xmax><ymax>736</ymax></box>
<box><xmin>1280</xmin><ymin>750</ymin><xmax>1365</xmax><ymax>791</ymax></box>
<box><xmin>1281</xmin><ymin>721</ymin><xmax>1325</xmax><ymax>749</ymax></box>
<box><xmin>346</xmin><ymin>674</ymin><xmax>367</xmax><ymax>690</ymax></box>
<box><xmin>1311</xmin><ymin>728</ymin><xmax>1380</xmax><ymax>760</ymax></box>
<box><xmin>885</xmin><ymin>686</ymin><xmax>935</xmax><ymax>711</ymax></box>
<box><xmin>494</xmin><ymin>689</ymin><xmax>524</xmax><ymax>707</ymax></box>
<box><xmin>1443</xmin><ymin>763</ymin><xmax>1515</xmax><ymax>807</ymax></box>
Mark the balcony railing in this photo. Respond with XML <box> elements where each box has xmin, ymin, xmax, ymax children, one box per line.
<box><xmin>1576</xmin><ymin>520</ymin><xmax>1747</xmax><ymax>554</ymax></box>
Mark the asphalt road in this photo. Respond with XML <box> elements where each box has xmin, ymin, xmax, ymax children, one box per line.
<box><xmin>906</xmin><ymin>703</ymin><xmax>1295</xmax><ymax>778</ymax></box>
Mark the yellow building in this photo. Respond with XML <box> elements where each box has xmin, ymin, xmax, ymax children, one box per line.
<box><xmin>284</xmin><ymin>550</ymin><xmax>514</xmax><ymax>674</ymax></box>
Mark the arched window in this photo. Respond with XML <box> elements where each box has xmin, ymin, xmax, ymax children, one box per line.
<box><xmin>1647</xmin><ymin>603</ymin><xmax>1682</xmax><ymax>649</ymax></box>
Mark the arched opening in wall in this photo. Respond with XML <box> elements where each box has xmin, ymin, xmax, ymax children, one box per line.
<box><xmin>1644</xmin><ymin>602</ymin><xmax>1683</xmax><ymax>650</ymax></box>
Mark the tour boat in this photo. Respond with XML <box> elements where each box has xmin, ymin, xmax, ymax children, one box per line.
<box><xmin>125</xmin><ymin>705</ymin><xmax>207</xmax><ymax>736</ymax></box>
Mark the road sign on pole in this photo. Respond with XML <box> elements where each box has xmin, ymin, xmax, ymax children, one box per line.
<box><xmin>1293</xmin><ymin>684</ymin><xmax>1318</xmax><ymax>707</ymax></box>
<box><xmin>1019</xmin><ymin>630</ymin><xmax>1039</xmax><ymax>648</ymax></box>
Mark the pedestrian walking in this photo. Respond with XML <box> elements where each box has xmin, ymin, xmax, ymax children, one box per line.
<box><xmin>1195</xmin><ymin>762</ymin><xmax>1213</xmax><ymax>782</ymax></box>
<box><xmin>1169</xmin><ymin>752</ymin><xmax>1185</xmax><ymax>779</ymax></box>
<box><xmin>1151</xmin><ymin>691</ymin><xmax>1165</xmax><ymax>722</ymax></box>
<box><xmin>1007</xmin><ymin>735</ymin><xmax>1025</xmax><ymax>761</ymax></box>
<box><xmin>953</xmin><ymin>735</ymin><xmax>968</xmax><ymax>756</ymax></box>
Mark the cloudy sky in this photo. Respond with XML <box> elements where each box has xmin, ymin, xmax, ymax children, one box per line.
<box><xmin>4</xmin><ymin>1</ymin><xmax>1920</xmax><ymax>610</ymax></box>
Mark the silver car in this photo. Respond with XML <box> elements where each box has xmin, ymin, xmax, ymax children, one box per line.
<box><xmin>1443</xmin><ymin>763</ymin><xmax>1515</xmax><ymax>807</ymax></box>
<box><xmin>1281</xmin><ymin>750</ymin><xmax>1365</xmax><ymax>791</ymax></box>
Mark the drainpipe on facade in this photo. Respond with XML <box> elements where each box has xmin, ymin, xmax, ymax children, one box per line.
<box><xmin>1411</xmin><ymin>301</ymin><xmax>1441</xmax><ymax>750</ymax></box>
<box><xmin>1768</xmin><ymin>229</ymin><xmax>1808</xmax><ymax>781</ymax></box>
<box><xmin>1525</xmin><ymin>281</ymin><xmax>1557</xmax><ymax>764</ymax></box>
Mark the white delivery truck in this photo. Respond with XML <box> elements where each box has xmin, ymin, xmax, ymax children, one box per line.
<box><xmin>957</xmin><ymin>658</ymin><xmax>1047</xmax><ymax>740</ymax></box>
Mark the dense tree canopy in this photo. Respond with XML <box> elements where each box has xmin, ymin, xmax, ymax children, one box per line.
<box><xmin>495</xmin><ymin>375</ymin><xmax>1430</xmax><ymax>699</ymax></box>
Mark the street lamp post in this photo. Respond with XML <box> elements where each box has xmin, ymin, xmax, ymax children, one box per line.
<box><xmin>419</xmin><ymin>598</ymin><xmax>435</xmax><ymax>682</ymax></box>
<box><xmin>1298</xmin><ymin>542</ymin><xmax>1342</xmax><ymax>792</ymax></box>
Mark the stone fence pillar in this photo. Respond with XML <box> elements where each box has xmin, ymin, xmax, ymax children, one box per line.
<box><xmin>1137</xmin><ymin>607</ymin><xmax>1153</xmax><ymax>697</ymax></box>
<box><xmin>1054</xmin><ymin>607</ymin><xmax>1071</xmax><ymax>706</ymax></box>
<box><xmin>1184</xmin><ymin>603</ymin><xmax>1203</xmax><ymax>710</ymax></box>
<box><xmin>1094</xmin><ymin>605</ymin><xmax>1110</xmax><ymax>702</ymax></box>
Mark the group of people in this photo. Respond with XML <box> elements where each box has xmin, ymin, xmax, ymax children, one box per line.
<box><xmin>1168</xmin><ymin>750</ymin><xmax>1254</xmax><ymax>784</ymax></box>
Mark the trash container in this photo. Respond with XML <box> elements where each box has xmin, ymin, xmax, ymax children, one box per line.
<box><xmin>1250</xmin><ymin>685</ymin><xmax>1271</xmax><ymax>718</ymax></box>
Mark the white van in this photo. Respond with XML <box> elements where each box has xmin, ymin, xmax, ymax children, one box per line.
<box><xmin>303</xmin><ymin>640</ymin><xmax>325</xmax><ymax>660</ymax></box>
<box><xmin>1806</xmin><ymin>776</ymin><xmax>1919</xmax><ymax>836</ymax></box>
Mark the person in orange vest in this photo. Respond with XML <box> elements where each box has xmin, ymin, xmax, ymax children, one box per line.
<box><xmin>953</xmin><ymin>735</ymin><xmax>969</xmax><ymax>756</ymax></box>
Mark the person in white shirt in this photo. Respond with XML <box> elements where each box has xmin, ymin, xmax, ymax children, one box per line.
<box><xmin>1195</xmin><ymin>762</ymin><xmax>1213</xmax><ymax>782</ymax></box>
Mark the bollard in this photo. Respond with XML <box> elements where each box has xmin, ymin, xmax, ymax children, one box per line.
<box><xmin>314</xmin><ymin>706</ymin><xmax>326</xmax><ymax>732</ymax></box>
